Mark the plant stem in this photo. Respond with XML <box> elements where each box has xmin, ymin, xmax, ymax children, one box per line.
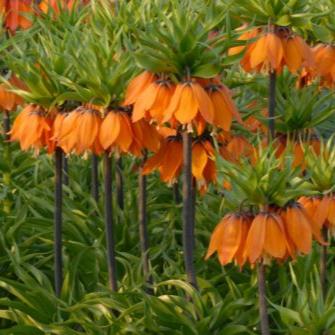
<box><xmin>115</xmin><ymin>157</ymin><xmax>124</xmax><ymax>210</ymax></box>
<box><xmin>173</xmin><ymin>180</ymin><xmax>181</xmax><ymax>204</ymax></box>
<box><xmin>320</xmin><ymin>226</ymin><xmax>328</xmax><ymax>300</ymax></box>
<box><xmin>3</xmin><ymin>111</ymin><xmax>10</xmax><ymax>142</ymax></box>
<box><xmin>63</xmin><ymin>155</ymin><xmax>69</xmax><ymax>186</ymax></box>
<box><xmin>138</xmin><ymin>151</ymin><xmax>153</xmax><ymax>291</ymax></box>
<box><xmin>268</xmin><ymin>71</ymin><xmax>277</xmax><ymax>140</ymax></box>
<box><xmin>54</xmin><ymin>147</ymin><xmax>63</xmax><ymax>297</ymax></box>
<box><xmin>103</xmin><ymin>152</ymin><xmax>118</xmax><ymax>291</ymax></box>
<box><xmin>91</xmin><ymin>154</ymin><xmax>99</xmax><ymax>202</ymax></box>
<box><xmin>258</xmin><ymin>261</ymin><xmax>270</xmax><ymax>335</ymax></box>
<box><xmin>182</xmin><ymin>131</ymin><xmax>198</xmax><ymax>289</ymax></box>
<box><xmin>3</xmin><ymin>111</ymin><xmax>11</xmax><ymax>213</ymax></box>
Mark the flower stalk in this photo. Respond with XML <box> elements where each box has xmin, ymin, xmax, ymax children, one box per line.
<box><xmin>258</xmin><ymin>261</ymin><xmax>270</xmax><ymax>335</ymax></box>
<box><xmin>138</xmin><ymin>151</ymin><xmax>153</xmax><ymax>291</ymax></box>
<box><xmin>268</xmin><ymin>71</ymin><xmax>277</xmax><ymax>139</ymax></box>
<box><xmin>103</xmin><ymin>152</ymin><xmax>118</xmax><ymax>291</ymax></box>
<box><xmin>115</xmin><ymin>157</ymin><xmax>124</xmax><ymax>210</ymax></box>
<box><xmin>182</xmin><ymin>130</ymin><xmax>198</xmax><ymax>289</ymax></box>
<box><xmin>91</xmin><ymin>154</ymin><xmax>99</xmax><ymax>202</ymax></box>
<box><xmin>54</xmin><ymin>147</ymin><xmax>63</xmax><ymax>297</ymax></box>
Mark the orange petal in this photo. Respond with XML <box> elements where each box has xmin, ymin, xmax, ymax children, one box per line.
<box><xmin>191</xmin><ymin>82</ymin><xmax>214</xmax><ymax>124</ymax></box>
<box><xmin>218</xmin><ymin>215</ymin><xmax>242</xmax><ymax>265</ymax></box>
<box><xmin>263</xmin><ymin>214</ymin><xmax>287</xmax><ymax>259</ymax></box>
<box><xmin>285</xmin><ymin>206</ymin><xmax>312</xmax><ymax>254</ymax></box>
<box><xmin>245</xmin><ymin>214</ymin><xmax>266</xmax><ymax>263</ymax></box>
<box><xmin>205</xmin><ymin>216</ymin><xmax>229</xmax><ymax>259</ymax></box>
<box><xmin>249</xmin><ymin>35</ymin><xmax>267</xmax><ymax>68</ymax></box>
<box><xmin>191</xmin><ymin>143</ymin><xmax>208</xmax><ymax>180</ymax></box>
<box><xmin>99</xmin><ymin>112</ymin><xmax>121</xmax><ymax>150</ymax></box>
<box><xmin>174</xmin><ymin>84</ymin><xmax>198</xmax><ymax>124</ymax></box>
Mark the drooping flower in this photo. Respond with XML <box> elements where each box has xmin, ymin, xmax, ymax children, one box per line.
<box><xmin>39</xmin><ymin>0</ymin><xmax>88</xmax><ymax>14</ymax></box>
<box><xmin>228</xmin><ymin>25</ymin><xmax>261</xmax><ymax>56</ymax></box>
<box><xmin>192</xmin><ymin>139</ymin><xmax>217</xmax><ymax>193</ymax></box>
<box><xmin>10</xmin><ymin>104</ymin><xmax>54</xmax><ymax>153</ymax></box>
<box><xmin>206</xmin><ymin>80</ymin><xmax>242</xmax><ymax>131</ymax></box>
<box><xmin>132</xmin><ymin>78</ymin><xmax>175</xmax><ymax>123</ymax></box>
<box><xmin>0</xmin><ymin>76</ymin><xmax>23</xmax><ymax>111</ymax></box>
<box><xmin>143</xmin><ymin>133</ymin><xmax>217</xmax><ymax>188</ymax></box>
<box><xmin>163</xmin><ymin>80</ymin><xmax>214</xmax><ymax>126</ymax></box>
<box><xmin>218</xmin><ymin>134</ymin><xmax>255</xmax><ymax>164</ymax></box>
<box><xmin>99</xmin><ymin>110</ymin><xmax>133</xmax><ymax>154</ymax></box>
<box><xmin>129</xmin><ymin>119</ymin><xmax>161</xmax><ymax>155</ymax></box>
<box><xmin>206</xmin><ymin>213</ymin><xmax>251</xmax><ymax>267</ymax></box>
<box><xmin>55</xmin><ymin>106</ymin><xmax>102</xmax><ymax>155</ymax></box>
<box><xmin>314</xmin><ymin>44</ymin><xmax>335</xmax><ymax>88</ymax></box>
<box><xmin>143</xmin><ymin>135</ymin><xmax>183</xmax><ymax>184</ymax></box>
<box><xmin>281</xmin><ymin>203</ymin><xmax>323</xmax><ymax>255</ymax></box>
<box><xmin>299</xmin><ymin>196</ymin><xmax>335</xmax><ymax>234</ymax></box>
<box><xmin>1</xmin><ymin>0</ymin><xmax>34</xmax><ymax>32</ymax></box>
<box><xmin>245</xmin><ymin>212</ymin><xmax>289</xmax><ymax>264</ymax></box>
<box><xmin>241</xmin><ymin>26</ymin><xmax>314</xmax><ymax>74</ymax></box>
<box><xmin>123</xmin><ymin>71</ymin><xmax>156</xmax><ymax>106</ymax></box>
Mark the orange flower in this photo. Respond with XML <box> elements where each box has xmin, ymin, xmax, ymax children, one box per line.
<box><xmin>2</xmin><ymin>0</ymin><xmax>34</xmax><ymax>32</ymax></box>
<box><xmin>0</xmin><ymin>85</ymin><xmax>22</xmax><ymax>112</ymax></box>
<box><xmin>143</xmin><ymin>135</ymin><xmax>217</xmax><ymax>188</ymax></box>
<box><xmin>124</xmin><ymin>71</ymin><xmax>156</xmax><ymax>106</ymax></box>
<box><xmin>241</xmin><ymin>26</ymin><xmax>313</xmax><ymax>74</ymax></box>
<box><xmin>163</xmin><ymin>80</ymin><xmax>214</xmax><ymax>126</ymax></box>
<box><xmin>39</xmin><ymin>0</ymin><xmax>86</xmax><ymax>14</ymax></box>
<box><xmin>299</xmin><ymin>196</ymin><xmax>335</xmax><ymax>233</ymax></box>
<box><xmin>129</xmin><ymin>119</ymin><xmax>161</xmax><ymax>156</ymax></box>
<box><xmin>275</xmin><ymin>137</ymin><xmax>320</xmax><ymax>170</ymax></box>
<box><xmin>192</xmin><ymin>139</ymin><xmax>217</xmax><ymax>193</ymax></box>
<box><xmin>205</xmin><ymin>213</ymin><xmax>251</xmax><ymax>267</ymax></box>
<box><xmin>99</xmin><ymin>110</ymin><xmax>134</xmax><ymax>154</ymax></box>
<box><xmin>245</xmin><ymin>212</ymin><xmax>288</xmax><ymax>264</ymax></box>
<box><xmin>143</xmin><ymin>136</ymin><xmax>183</xmax><ymax>184</ymax></box>
<box><xmin>10</xmin><ymin>104</ymin><xmax>54</xmax><ymax>153</ymax></box>
<box><xmin>281</xmin><ymin>35</ymin><xmax>314</xmax><ymax>74</ymax></box>
<box><xmin>219</xmin><ymin>135</ymin><xmax>254</xmax><ymax>163</ymax></box>
<box><xmin>132</xmin><ymin>79</ymin><xmax>175</xmax><ymax>123</ymax></box>
<box><xmin>56</xmin><ymin>107</ymin><xmax>102</xmax><ymax>155</ymax></box>
<box><xmin>206</xmin><ymin>81</ymin><xmax>242</xmax><ymax>131</ymax></box>
<box><xmin>314</xmin><ymin>44</ymin><xmax>335</xmax><ymax>88</ymax></box>
<box><xmin>281</xmin><ymin>203</ymin><xmax>323</xmax><ymax>255</ymax></box>
<box><xmin>228</xmin><ymin>26</ymin><xmax>261</xmax><ymax>56</ymax></box>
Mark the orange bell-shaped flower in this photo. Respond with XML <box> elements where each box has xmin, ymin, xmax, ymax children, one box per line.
<box><xmin>245</xmin><ymin>212</ymin><xmax>289</xmax><ymax>264</ymax></box>
<box><xmin>10</xmin><ymin>104</ymin><xmax>54</xmax><ymax>153</ymax></box>
<box><xmin>163</xmin><ymin>80</ymin><xmax>214</xmax><ymax>125</ymax></box>
<box><xmin>123</xmin><ymin>71</ymin><xmax>156</xmax><ymax>106</ymax></box>
<box><xmin>241</xmin><ymin>26</ymin><xmax>313</xmax><ymax>74</ymax></box>
<box><xmin>206</xmin><ymin>213</ymin><xmax>251</xmax><ymax>267</ymax></box>
<box><xmin>142</xmin><ymin>135</ymin><xmax>183</xmax><ymax>184</ymax></box>
<box><xmin>132</xmin><ymin>79</ymin><xmax>175</xmax><ymax>123</ymax></box>
<box><xmin>2</xmin><ymin>0</ymin><xmax>34</xmax><ymax>32</ymax></box>
<box><xmin>55</xmin><ymin>106</ymin><xmax>102</xmax><ymax>155</ymax></box>
<box><xmin>99</xmin><ymin>110</ymin><xmax>134</xmax><ymax>154</ymax></box>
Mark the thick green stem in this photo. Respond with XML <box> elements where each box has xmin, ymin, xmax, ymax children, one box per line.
<box><xmin>3</xmin><ymin>111</ymin><xmax>11</xmax><ymax>213</ymax></box>
<box><xmin>173</xmin><ymin>180</ymin><xmax>181</xmax><ymax>204</ymax></box>
<box><xmin>103</xmin><ymin>153</ymin><xmax>117</xmax><ymax>291</ymax></box>
<box><xmin>115</xmin><ymin>157</ymin><xmax>124</xmax><ymax>210</ymax></box>
<box><xmin>182</xmin><ymin>131</ymin><xmax>198</xmax><ymax>289</ymax></box>
<box><xmin>138</xmin><ymin>152</ymin><xmax>153</xmax><ymax>291</ymax></box>
<box><xmin>258</xmin><ymin>262</ymin><xmax>270</xmax><ymax>335</ymax></box>
<box><xmin>91</xmin><ymin>154</ymin><xmax>99</xmax><ymax>202</ymax></box>
<box><xmin>320</xmin><ymin>227</ymin><xmax>328</xmax><ymax>300</ymax></box>
<box><xmin>54</xmin><ymin>147</ymin><xmax>63</xmax><ymax>297</ymax></box>
<box><xmin>268</xmin><ymin>71</ymin><xmax>277</xmax><ymax>140</ymax></box>
<box><xmin>63</xmin><ymin>155</ymin><xmax>69</xmax><ymax>186</ymax></box>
